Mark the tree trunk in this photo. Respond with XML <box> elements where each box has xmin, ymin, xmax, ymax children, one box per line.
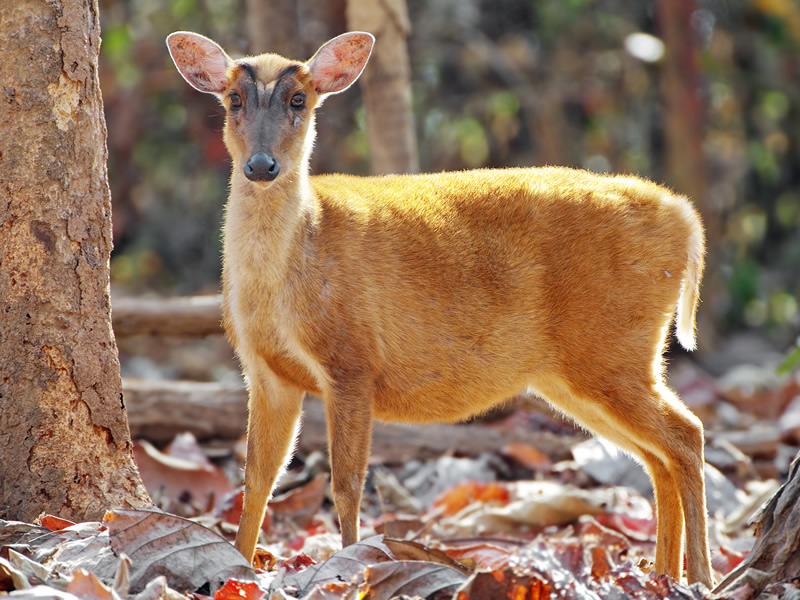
<box><xmin>347</xmin><ymin>0</ymin><xmax>419</xmax><ymax>174</ymax></box>
<box><xmin>245</xmin><ymin>0</ymin><xmax>301</xmax><ymax>57</ymax></box>
<box><xmin>0</xmin><ymin>0</ymin><xmax>151</xmax><ymax>522</ymax></box>
<box><xmin>657</xmin><ymin>0</ymin><xmax>720</xmax><ymax>348</ymax></box>
<box><xmin>713</xmin><ymin>452</ymin><xmax>800</xmax><ymax>598</ymax></box>
<box><xmin>656</xmin><ymin>0</ymin><xmax>717</xmax><ymax>253</ymax></box>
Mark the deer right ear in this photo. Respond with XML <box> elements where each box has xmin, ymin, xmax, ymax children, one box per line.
<box><xmin>167</xmin><ymin>32</ymin><xmax>233</xmax><ymax>96</ymax></box>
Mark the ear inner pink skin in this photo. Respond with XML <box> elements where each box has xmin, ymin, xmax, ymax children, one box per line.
<box><xmin>168</xmin><ymin>33</ymin><xmax>231</xmax><ymax>94</ymax></box>
<box><xmin>309</xmin><ymin>33</ymin><xmax>374</xmax><ymax>95</ymax></box>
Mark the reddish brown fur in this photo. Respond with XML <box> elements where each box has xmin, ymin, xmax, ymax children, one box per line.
<box><xmin>167</xmin><ymin>31</ymin><xmax>713</xmax><ymax>586</ymax></box>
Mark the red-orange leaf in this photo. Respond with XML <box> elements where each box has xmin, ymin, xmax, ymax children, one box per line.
<box><xmin>214</xmin><ymin>579</ymin><xmax>266</xmax><ymax>600</ymax></box>
<box><xmin>431</xmin><ymin>481</ymin><xmax>510</xmax><ymax>517</ymax></box>
<box><xmin>37</xmin><ymin>515</ymin><xmax>77</xmax><ymax>532</ymax></box>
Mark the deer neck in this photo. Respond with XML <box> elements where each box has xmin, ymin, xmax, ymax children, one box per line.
<box><xmin>224</xmin><ymin>162</ymin><xmax>317</xmax><ymax>290</ymax></box>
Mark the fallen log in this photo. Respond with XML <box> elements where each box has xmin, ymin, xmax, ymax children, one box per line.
<box><xmin>122</xmin><ymin>378</ymin><xmax>582</xmax><ymax>463</ymax></box>
<box><xmin>112</xmin><ymin>295</ymin><xmax>223</xmax><ymax>338</ymax></box>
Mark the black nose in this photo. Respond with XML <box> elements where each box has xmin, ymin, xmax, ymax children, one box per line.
<box><xmin>244</xmin><ymin>152</ymin><xmax>280</xmax><ymax>182</ymax></box>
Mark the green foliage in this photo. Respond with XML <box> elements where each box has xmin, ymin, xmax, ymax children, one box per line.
<box><xmin>778</xmin><ymin>339</ymin><xmax>800</xmax><ymax>375</ymax></box>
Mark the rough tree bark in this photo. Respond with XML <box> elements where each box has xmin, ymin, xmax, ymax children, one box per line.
<box><xmin>713</xmin><ymin>452</ymin><xmax>800</xmax><ymax>598</ymax></box>
<box><xmin>347</xmin><ymin>0</ymin><xmax>419</xmax><ymax>174</ymax></box>
<box><xmin>0</xmin><ymin>0</ymin><xmax>150</xmax><ymax>522</ymax></box>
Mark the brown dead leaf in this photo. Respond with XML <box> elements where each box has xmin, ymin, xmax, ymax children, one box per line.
<box><xmin>712</xmin><ymin>544</ymin><xmax>749</xmax><ymax>577</ymax></box>
<box><xmin>362</xmin><ymin>560</ymin><xmax>467</xmax><ymax>600</ymax></box>
<box><xmin>105</xmin><ymin>509</ymin><xmax>253</xmax><ymax>594</ymax></box>
<box><xmin>252</xmin><ymin>547</ymin><xmax>278</xmax><ymax>572</ymax></box>
<box><xmin>66</xmin><ymin>569</ymin><xmax>119</xmax><ymax>600</ymax></box>
<box><xmin>373</xmin><ymin>514</ymin><xmax>425</xmax><ymax>539</ymax></box>
<box><xmin>133</xmin><ymin>440</ymin><xmax>232</xmax><ymax>514</ymax></box>
<box><xmin>215</xmin><ymin>488</ymin><xmax>272</xmax><ymax>534</ymax></box>
<box><xmin>455</xmin><ymin>567</ymin><xmax>552</xmax><ymax>600</ymax></box>
<box><xmin>281</xmin><ymin>535</ymin><xmax>394</xmax><ymax>596</ymax></box>
<box><xmin>439</xmin><ymin>539</ymin><xmax>518</xmax><ymax>571</ymax></box>
<box><xmin>381</xmin><ymin>538</ymin><xmax>471</xmax><ymax>575</ymax></box>
<box><xmin>270</xmin><ymin>473</ymin><xmax>329</xmax><ymax>529</ymax></box>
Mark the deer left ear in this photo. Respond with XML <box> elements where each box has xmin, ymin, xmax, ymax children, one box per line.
<box><xmin>307</xmin><ymin>32</ymin><xmax>375</xmax><ymax>96</ymax></box>
<box><xmin>167</xmin><ymin>31</ymin><xmax>233</xmax><ymax>97</ymax></box>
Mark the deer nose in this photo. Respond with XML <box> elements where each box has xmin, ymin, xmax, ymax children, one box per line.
<box><xmin>244</xmin><ymin>153</ymin><xmax>280</xmax><ymax>182</ymax></box>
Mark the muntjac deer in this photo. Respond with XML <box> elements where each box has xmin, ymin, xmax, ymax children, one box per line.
<box><xmin>167</xmin><ymin>31</ymin><xmax>713</xmax><ymax>586</ymax></box>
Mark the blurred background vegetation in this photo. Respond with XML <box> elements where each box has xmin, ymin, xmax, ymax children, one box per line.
<box><xmin>99</xmin><ymin>0</ymin><xmax>799</xmax><ymax>354</ymax></box>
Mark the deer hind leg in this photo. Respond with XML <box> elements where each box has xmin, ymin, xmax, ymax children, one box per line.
<box><xmin>234</xmin><ymin>367</ymin><xmax>304</xmax><ymax>563</ymax></box>
<box><xmin>653</xmin><ymin>384</ymin><xmax>713</xmax><ymax>587</ymax></box>
<box><xmin>640</xmin><ymin>448</ymin><xmax>684</xmax><ymax>579</ymax></box>
<box><xmin>537</xmin><ymin>376</ymin><xmax>712</xmax><ymax>586</ymax></box>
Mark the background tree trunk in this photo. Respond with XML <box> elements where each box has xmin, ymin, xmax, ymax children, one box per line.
<box><xmin>0</xmin><ymin>0</ymin><xmax>150</xmax><ymax>522</ymax></box>
<box><xmin>245</xmin><ymin>0</ymin><xmax>302</xmax><ymax>57</ymax></box>
<box><xmin>657</xmin><ymin>0</ymin><xmax>720</xmax><ymax>347</ymax></box>
<box><xmin>347</xmin><ymin>0</ymin><xmax>419</xmax><ymax>174</ymax></box>
<box><xmin>657</xmin><ymin>0</ymin><xmax>710</xmax><ymax>225</ymax></box>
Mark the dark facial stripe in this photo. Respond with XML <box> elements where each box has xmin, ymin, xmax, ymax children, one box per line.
<box><xmin>236</xmin><ymin>62</ymin><xmax>259</xmax><ymax>106</ymax></box>
<box><xmin>238</xmin><ymin>62</ymin><xmax>258</xmax><ymax>84</ymax></box>
<box><xmin>270</xmin><ymin>64</ymin><xmax>302</xmax><ymax>107</ymax></box>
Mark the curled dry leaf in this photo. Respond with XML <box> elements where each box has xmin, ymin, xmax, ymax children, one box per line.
<box><xmin>213</xmin><ymin>579</ymin><xmax>266</xmax><ymax>600</ymax></box>
<box><xmin>269</xmin><ymin>474</ymin><xmax>329</xmax><ymax>529</ymax></box>
<box><xmin>132</xmin><ymin>576</ymin><xmax>170</xmax><ymax>600</ymax></box>
<box><xmin>66</xmin><ymin>569</ymin><xmax>120</xmax><ymax>600</ymax></box>
<box><xmin>501</xmin><ymin>442</ymin><xmax>553</xmax><ymax>472</ymax></box>
<box><xmin>381</xmin><ymin>538</ymin><xmax>471</xmax><ymax>575</ymax></box>
<box><xmin>280</xmin><ymin>536</ymin><xmax>394</xmax><ymax>597</ymax></box>
<box><xmin>434</xmin><ymin>481</ymin><xmax>613</xmax><ymax>538</ymax></box>
<box><xmin>430</xmin><ymin>481</ymin><xmax>510</xmax><ymax>517</ymax></box>
<box><xmin>215</xmin><ymin>488</ymin><xmax>271</xmax><ymax>534</ymax></box>
<box><xmin>37</xmin><ymin>516</ymin><xmax>77</xmax><ymax>533</ymax></box>
<box><xmin>594</xmin><ymin>512</ymin><xmax>657</xmax><ymax>542</ymax></box>
<box><xmin>133</xmin><ymin>440</ymin><xmax>232</xmax><ymax>514</ymax></box>
<box><xmin>439</xmin><ymin>539</ymin><xmax>519</xmax><ymax>571</ymax></box>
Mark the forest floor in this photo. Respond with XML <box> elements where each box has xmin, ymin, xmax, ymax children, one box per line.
<box><xmin>2</xmin><ymin>332</ymin><xmax>800</xmax><ymax>600</ymax></box>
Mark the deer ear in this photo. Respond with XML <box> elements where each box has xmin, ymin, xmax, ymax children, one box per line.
<box><xmin>167</xmin><ymin>32</ymin><xmax>233</xmax><ymax>96</ymax></box>
<box><xmin>307</xmin><ymin>32</ymin><xmax>374</xmax><ymax>96</ymax></box>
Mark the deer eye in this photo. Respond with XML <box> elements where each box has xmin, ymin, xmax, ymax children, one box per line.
<box><xmin>229</xmin><ymin>92</ymin><xmax>243</xmax><ymax>109</ymax></box>
<box><xmin>290</xmin><ymin>93</ymin><xmax>305</xmax><ymax>109</ymax></box>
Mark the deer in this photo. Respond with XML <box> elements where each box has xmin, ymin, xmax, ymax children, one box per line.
<box><xmin>166</xmin><ymin>30</ymin><xmax>713</xmax><ymax>586</ymax></box>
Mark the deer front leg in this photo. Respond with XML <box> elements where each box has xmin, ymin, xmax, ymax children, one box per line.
<box><xmin>325</xmin><ymin>382</ymin><xmax>374</xmax><ymax>547</ymax></box>
<box><xmin>234</xmin><ymin>370</ymin><xmax>304</xmax><ymax>563</ymax></box>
